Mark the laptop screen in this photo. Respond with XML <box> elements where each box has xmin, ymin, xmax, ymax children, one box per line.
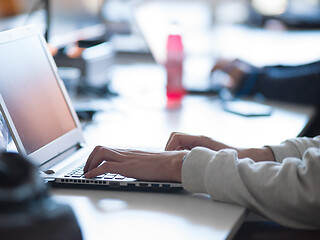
<box><xmin>0</xmin><ymin>34</ymin><xmax>77</xmax><ymax>155</ymax></box>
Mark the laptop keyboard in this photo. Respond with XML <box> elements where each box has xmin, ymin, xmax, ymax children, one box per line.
<box><xmin>64</xmin><ymin>163</ymin><xmax>127</xmax><ymax>180</ymax></box>
<box><xmin>58</xmin><ymin>163</ymin><xmax>180</xmax><ymax>190</ymax></box>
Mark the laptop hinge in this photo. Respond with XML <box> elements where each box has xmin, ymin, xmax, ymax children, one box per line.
<box><xmin>39</xmin><ymin>144</ymin><xmax>82</xmax><ymax>171</ymax></box>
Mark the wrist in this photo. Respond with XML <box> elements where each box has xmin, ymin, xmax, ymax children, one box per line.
<box><xmin>238</xmin><ymin>147</ymin><xmax>275</xmax><ymax>162</ymax></box>
<box><xmin>233</xmin><ymin>68</ymin><xmax>259</xmax><ymax>97</ymax></box>
<box><xmin>202</xmin><ymin>136</ymin><xmax>234</xmax><ymax>152</ymax></box>
<box><xmin>230</xmin><ymin>60</ymin><xmax>261</xmax><ymax>97</ymax></box>
<box><xmin>171</xmin><ymin>150</ymin><xmax>189</xmax><ymax>182</ymax></box>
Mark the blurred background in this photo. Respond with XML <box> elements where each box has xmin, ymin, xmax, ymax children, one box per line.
<box><xmin>0</xmin><ymin>0</ymin><xmax>320</xmax><ymax>107</ymax></box>
<box><xmin>1</xmin><ymin>0</ymin><xmax>320</xmax><ymax>97</ymax></box>
<box><xmin>1</xmin><ymin>0</ymin><xmax>320</xmax><ymax>147</ymax></box>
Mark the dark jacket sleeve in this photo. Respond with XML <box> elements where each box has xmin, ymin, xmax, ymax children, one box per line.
<box><xmin>246</xmin><ymin>60</ymin><xmax>320</xmax><ymax>107</ymax></box>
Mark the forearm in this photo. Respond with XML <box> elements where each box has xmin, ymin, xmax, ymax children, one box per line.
<box><xmin>237</xmin><ymin>147</ymin><xmax>275</xmax><ymax>162</ymax></box>
<box><xmin>200</xmin><ymin>136</ymin><xmax>276</xmax><ymax>162</ymax></box>
<box><xmin>236</xmin><ymin>136</ymin><xmax>320</xmax><ymax>163</ymax></box>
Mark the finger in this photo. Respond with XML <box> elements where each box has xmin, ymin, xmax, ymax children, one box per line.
<box><xmin>175</xmin><ymin>145</ymin><xmax>186</xmax><ymax>151</ymax></box>
<box><xmin>165</xmin><ymin>132</ymin><xmax>186</xmax><ymax>150</ymax></box>
<box><xmin>113</xmin><ymin>148</ymin><xmax>160</xmax><ymax>155</ymax></box>
<box><xmin>85</xmin><ymin>161</ymin><xmax>111</xmax><ymax>178</ymax></box>
<box><xmin>166</xmin><ymin>132</ymin><xmax>185</xmax><ymax>151</ymax></box>
<box><xmin>84</xmin><ymin>145</ymin><xmax>102</xmax><ymax>173</ymax></box>
<box><xmin>165</xmin><ymin>132</ymin><xmax>177</xmax><ymax>151</ymax></box>
<box><xmin>212</xmin><ymin>59</ymin><xmax>239</xmax><ymax>77</ymax></box>
<box><xmin>211</xmin><ymin>60</ymin><xmax>225</xmax><ymax>73</ymax></box>
<box><xmin>86</xmin><ymin>147</ymin><xmax>124</xmax><ymax>172</ymax></box>
<box><xmin>165</xmin><ymin>132</ymin><xmax>177</xmax><ymax>150</ymax></box>
<box><xmin>85</xmin><ymin>161</ymin><xmax>126</xmax><ymax>178</ymax></box>
<box><xmin>211</xmin><ymin>59</ymin><xmax>231</xmax><ymax>73</ymax></box>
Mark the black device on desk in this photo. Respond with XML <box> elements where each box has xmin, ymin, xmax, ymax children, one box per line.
<box><xmin>0</xmin><ymin>151</ymin><xmax>82</xmax><ymax>240</ymax></box>
<box><xmin>222</xmin><ymin>100</ymin><xmax>273</xmax><ymax>117</ymax></box>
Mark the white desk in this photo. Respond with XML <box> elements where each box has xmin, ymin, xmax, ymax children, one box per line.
<box><xmin>52</xmin><ymin>189</ymin><xmax>245</xmax><ymax>240</ymax></box>
<box><xmin>81</xmin><ymin>64</ymin><xmax>314</xmax><ymax>149</ymax></box>
<box><xmin>52</xmin><ymin>63</ymin><xmax>314</xmax><ymax>240</ymax></box>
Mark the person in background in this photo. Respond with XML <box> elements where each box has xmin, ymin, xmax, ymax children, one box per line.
<box><xmin>211</xmin><ymin>59</ymin><xmax>320</xmax><ymax>136</ymax></box>
<box><xmin>84</xmin><ymin>131</ymin><xmax>320</xmax><ymax>233</ymax></box>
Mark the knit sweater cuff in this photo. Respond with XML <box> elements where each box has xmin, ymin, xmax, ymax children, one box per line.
<box><xmin>266</xmin><ymin>142</ymin><xmax>300</xmax><ymax>163</ymax></box>
<box><xmin>182</xmin><ymin>147</ymin><xmax>216</xmax><ymax>193</ymax></box>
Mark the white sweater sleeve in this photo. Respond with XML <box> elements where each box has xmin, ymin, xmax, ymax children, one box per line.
<box><xmin>181</xmin><ymin>136</ymin><xmax>320</xmax><ymax>229</ymax></box>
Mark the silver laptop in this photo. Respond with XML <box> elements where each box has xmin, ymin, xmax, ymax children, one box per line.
<box><xmin>0</xmin><ymin>26</ymin><xmax>182</xmax><ymax>191</ymax></box>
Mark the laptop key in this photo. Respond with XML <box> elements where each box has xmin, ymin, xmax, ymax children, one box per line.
<box><xmin>104</xmin><ymin>175</ymin><xmax>114</xmax><ymax>179</ymax></box>
<box><xmin>94</xmin><ymin>175</ymin><xmax>104</xmax><ymax>179</ymax></box>
<box><xmin>115</xmin><ymin>174</ymin><xmax>125</xmax><ymax>180</ymax></box>
<box><xmin>72</xmin><ymin>175</ymin><xmax>82</xmax><ymax>178</ymax></box>
<box><xmin>106</xmin><ymin>173</ymin><xmax>117</xmax><ymax>177</ymax></box>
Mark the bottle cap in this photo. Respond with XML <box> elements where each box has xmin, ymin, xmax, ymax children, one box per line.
<box><xmin>166</xmin><ymin>34</ymin><xmax>183</xmax><ymax>52</ymax></box>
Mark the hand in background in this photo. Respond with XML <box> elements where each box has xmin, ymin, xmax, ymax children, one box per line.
<box><xmin>165</xmin><ymin>132</ymin><xmax>275</xmax><ymax>162</ymax></box>
<box><xmin>165</xmin><ymin>132</ymin><xmax>232</xmax><ymax>152</ymax></box>
<box><xmin>211</xmin><ymin>59</ymin><xmax>254</xmax><ymax>94</ymax></box>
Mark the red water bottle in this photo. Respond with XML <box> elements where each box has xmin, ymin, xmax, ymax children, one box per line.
<box><xmin>165</xmin><ymin>34</ymin><xmax>185</xmax><ymax>104</ymax></box>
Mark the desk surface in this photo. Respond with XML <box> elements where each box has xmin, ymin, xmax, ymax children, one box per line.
<box><xmin>52</xmin><ymin>188</ymin><xmax>246</xmax><ymax>240</ymax></box>
<box><xmin>83</xmin><ymin>95</ymin><xmax>313</xmax><ymax>149</ymax></box>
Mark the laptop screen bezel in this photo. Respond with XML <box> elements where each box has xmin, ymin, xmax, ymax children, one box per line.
<box><xmin>0</xmin><ymin>26</ymin><xmax>85</xmax><ymax>166</ymax></box>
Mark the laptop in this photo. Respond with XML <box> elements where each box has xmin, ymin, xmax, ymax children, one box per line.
<box><xmin>0</xmin><ymin>26</ymin><xmax>182</xmax><ymax>191</ymax></box>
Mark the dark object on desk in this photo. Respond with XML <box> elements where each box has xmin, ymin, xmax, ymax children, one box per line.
<box><xmin>77</xmin><ymin>81</ymin><xmax>118</xmax><ymax>97</ymax></box>
<box><xmin>76</xmin><ymin>109</ymin><xmax>97</xmax><ymax>121</ymax></box>
<box><xmin>222</xmin><ymin>100</ymin><xmax>273</xmax><ymax>117</ymax></box>
<box><xmin>0</xmin><ymin>152</ymin><xmax>83</xmax><ymax>240</ymax></box>
<box><xmin>54</xmin><ymin>41</ymin><xmax>114</xmax><ymax>92</ymax></box>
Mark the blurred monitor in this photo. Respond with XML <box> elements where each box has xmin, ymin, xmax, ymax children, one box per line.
<box><xmin>49</xmin><ymin>0</ymin><xmax>106</xmax><ymax>47</ymax></box>
<box><xmin>0</xmin><ymin>0</ymin><xmax>106</xmax><ymax>47</ymax></box>
<box><xmin>249</xmin><ymin>0</ymin><xmax>320</xmax><ymax>29</ymax></box>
